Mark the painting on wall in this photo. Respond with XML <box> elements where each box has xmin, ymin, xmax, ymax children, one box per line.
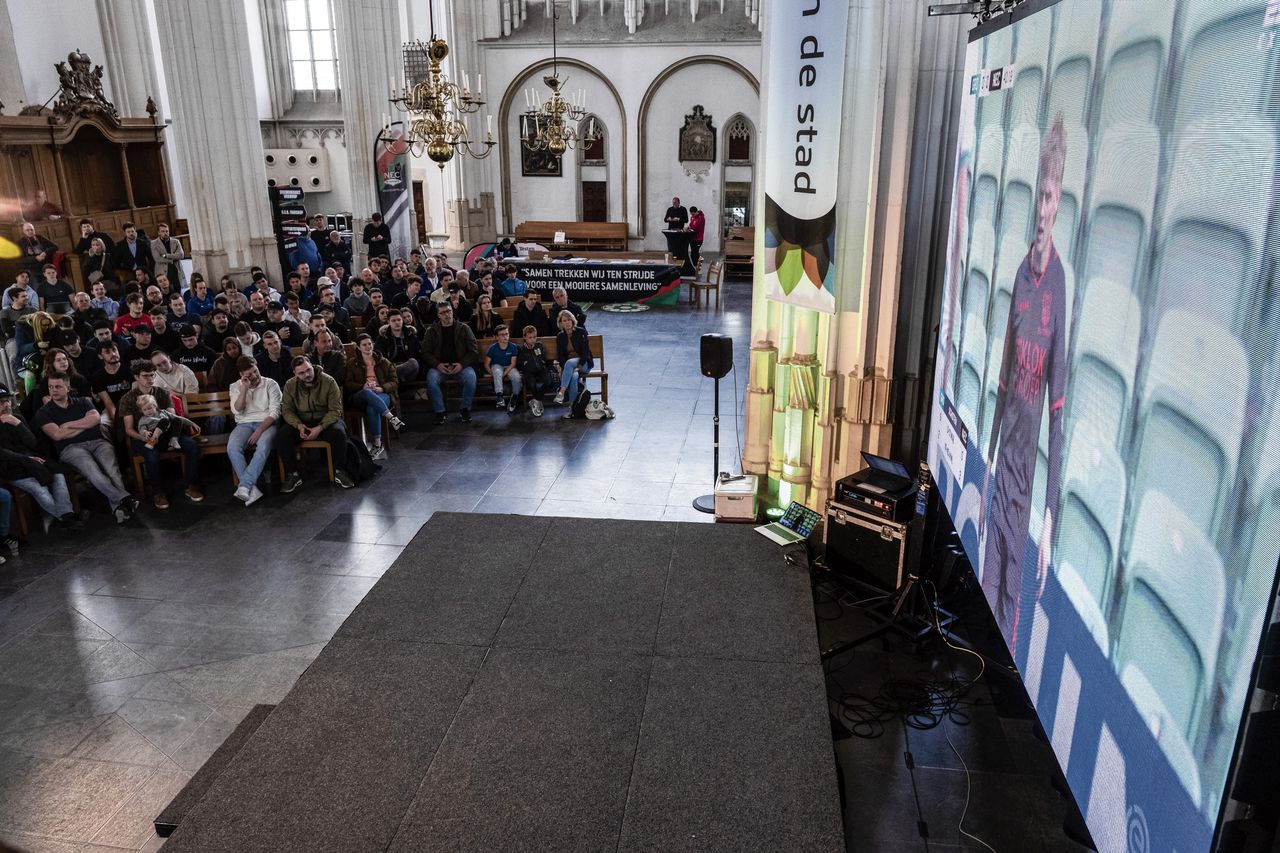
<box><xmin>520</xmin><ymin>114</ymin><xmax>562</xmax><ymax>177</ymax></box>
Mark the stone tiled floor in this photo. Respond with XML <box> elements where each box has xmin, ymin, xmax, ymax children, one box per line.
<box><xmin>0</xmin><ymin>281</ymin><xmax>750</xmax><ymax>851</ymax></box>
<box><xmin>0</xmin><ymin>277</ymin><xmax>1083</xmax><ymax>853</ymax></box>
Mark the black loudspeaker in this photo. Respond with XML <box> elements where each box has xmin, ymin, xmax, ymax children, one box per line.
<box><xmin>700</xmin><ymin>334</ymin><xmax>733</xmax><ymax>379</ymax></box>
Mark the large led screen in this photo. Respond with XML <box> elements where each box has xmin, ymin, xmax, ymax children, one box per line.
<box><xmin>928</xmin><ymin>1</ymin><xmax>1280</xmax><ymax>850</ymax></box>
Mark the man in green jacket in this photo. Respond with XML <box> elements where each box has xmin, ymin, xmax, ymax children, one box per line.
<box><xmin>278</xmin><ymin>355</ymin><xmax>354</xmax><ymax>492</ymax></box>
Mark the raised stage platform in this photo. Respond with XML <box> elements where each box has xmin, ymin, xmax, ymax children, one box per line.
<box><xmin>158</xmin><ymin>514</ymin><xmax>844</xmax><ymax>852</ymax></box>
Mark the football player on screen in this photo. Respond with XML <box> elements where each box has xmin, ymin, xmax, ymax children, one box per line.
<box><xmin>978</xmin><ymin>112</ymin><xmax>1070</xmax><ymax>649</ymax></box>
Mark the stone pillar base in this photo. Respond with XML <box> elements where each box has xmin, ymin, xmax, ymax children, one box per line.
<box><xmin>446</xmin><ymin>192</ymin><xmax>497</xmax><ymax>251</ymax></box>
<box><xmin>191</xmin><ymin>237</ymin><xmax>280</xmax><ymax>285</ymax></box>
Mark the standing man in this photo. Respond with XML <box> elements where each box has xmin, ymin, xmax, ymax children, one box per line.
<box><xmin>687</xmin><ymin>206</ymin><xmax>706</xmax><ymax>268</ymax></box>
<box><xmin>112</xmin><ymin>222</ymin><xmax>154</xmax><ymax>280</ymax></box>
<box><xmin>229</xmin><ymin>356</ymin><xmax>280</xmax><ymax>506</ymax></box>
<box><xmin>277</xmin><ymin>356</ymin><xmax>353</xmax><ymax>492</ymax></box>
<box><xmin>308</xmin><ymin>214</ymin><xmax>329</xmax><ymax>247</ymax></box>
<box><xmin>362</xmin><ymin>212</ymin><xmax>391</xmax><ymax>260</ymax></box>
<box><xmin>979</xmin><ymin>114</ymin><xmax>1069</xmax><ymax>649</ymax></box>
<box><xmin>664</xmin><ymin>196</ymin><xmax>688</xmax><ymax>231</ymax></box>
<box><xmin>153</xmin><ymin>223</ymin><xmax>185</xmax><ymax>292</ymax></box>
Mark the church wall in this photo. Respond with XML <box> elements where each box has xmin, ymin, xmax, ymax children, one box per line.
<box><xmin>501</xmin><ymin>64</ymin><xmax>624</xmax><ymax>228</ymax></box>
<box><xmin>482</xmin><ymin>42</ymin><xmax>760</xmax><ymax>252</ymax></box>
<box><xmin>637</xmin><ymin>61</ymin><xmax>757</xmax><ymax>253</ymax></box>
<box><xmin>8</xmin><ymin>0</ymin><xmax>108</xmax><ymax>110</ymax></box>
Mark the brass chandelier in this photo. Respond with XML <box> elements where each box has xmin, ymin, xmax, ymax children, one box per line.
<box><xmin>521</xmin><ymin>4</ymin><xmax>601</xmax><ymax>156</ymax></box>
<box><xmin>388</xmin><ymin>13</ymin><xmax>494</xmax><ymax>168</ymax></box>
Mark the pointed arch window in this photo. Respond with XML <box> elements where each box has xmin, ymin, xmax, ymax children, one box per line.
<box><xmin>725</xmin><ymin>115</ymin><xmax>753</xmax><ymax>164</ymax></box>
<box><xmin>580</xmin><ymin>115</ymin><xmax>606</xmax><ymax>165</ymax></box>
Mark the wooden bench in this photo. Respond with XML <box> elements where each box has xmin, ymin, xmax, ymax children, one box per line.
<box><xmin>128</xmin><ymin>391</ymin><xmax>235</xmax><ymax>497</ymax></box>
<box><xmin>514</xmin><ymin>221</ymin><xmax>628</xmax><ymax>252</ymax></box>
<box><xmin>474</xmin><ymin>334</ymin><xmax>608</xmax><ymax>403</ymax></box>
<box><xmin>494</xmin><ymin>303</ymin><xmax>560</xmax><ymax>324</ymax></box>
<box><xmin>722</xmin><ymin>226</ymin><xmax>755</xmax><ymax>277</ymax></box>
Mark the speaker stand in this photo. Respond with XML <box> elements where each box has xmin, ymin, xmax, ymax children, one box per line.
<box><xmin>693</xmin><ymin>374</ymin><xmax>720</xmax><ymax>514</ymax></box>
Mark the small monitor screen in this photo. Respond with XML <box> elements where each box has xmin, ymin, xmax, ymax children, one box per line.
<box><xmin>860</xmin><ymin>452</ymin><xmax>911</xmax><ymax>480</ymax></box>
<box><xmin>780</xmin><ymin>502</ymin><xmax>822</xmax><ymax>536</ymax></box>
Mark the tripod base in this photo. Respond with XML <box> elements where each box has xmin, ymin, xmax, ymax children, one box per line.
<box><xmin>820</xmin><ymin>572</ymin><xmax>958</xmax><ymax>661</ymax></box>
<box><xmin>692</xmin><ymin>494</ymin><xmax>716</xmax><ymax>514</ymax></box>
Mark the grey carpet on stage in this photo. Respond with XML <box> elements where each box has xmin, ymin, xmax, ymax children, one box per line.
<box><xmin>160</xmin><ymin>513</ymin><xmax>845</xmax><ymax>853</ymax></box>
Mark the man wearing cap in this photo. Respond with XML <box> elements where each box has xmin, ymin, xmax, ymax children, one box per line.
<box><xmin>61</xmin><ymin>334</ymin><xmax>95</xmax><ymax>378</ymax></box>
<box><xmin>315</xmin><ymin>305</ymin><xmax>350</xmax><ymax>344</ymax></box>
<box><xmin>201</xmin><ymin>309</ymin><xmax>233</xmax><ymax>351</ymax></box>
<box><xmin>126</xmin><ymin>324</ymin><xmax>159</xmax><ymax>362</ymax></box>
<box><xmin>35</xmin><ymin>372</ymin><xmax>135</xmax><ymax>523</ymax></box>
<box><xmin>174</xmin><ymin>325</ymin><xmax>217</xmax><ymax>375</ymax></box>
<box><xmin>0</xmin><ymin>384</ymin><xmax>79</xmax><ymax>531</ymax></box>
<box><xmin>265</xmin><ymin>301</ymin><xmax>303</xmax><ymax>347</ymax></box>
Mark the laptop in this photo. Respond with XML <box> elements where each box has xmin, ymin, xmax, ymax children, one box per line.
<box><xmin>755</xmin><ymin>501</ymin><xmax>822</xmax><ymax>546</ymax></box>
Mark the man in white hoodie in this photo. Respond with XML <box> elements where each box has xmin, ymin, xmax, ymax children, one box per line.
<box><xmin>229</xmin><ymin>356</ymin><xmax>282</xmax><ymax>506</ymax></box>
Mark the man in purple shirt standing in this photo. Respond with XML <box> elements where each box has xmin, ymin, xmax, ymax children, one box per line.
<box><xmin>980</xmin><ymin>113</ymin><xmax>1069</xmax><ymax>649</ymax></box>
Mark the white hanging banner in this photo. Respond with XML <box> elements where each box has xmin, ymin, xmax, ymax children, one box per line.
<box><xmin>760</xmin><ymin>0</ymin><xmax>849</xmax><ymax>314</ymax></box>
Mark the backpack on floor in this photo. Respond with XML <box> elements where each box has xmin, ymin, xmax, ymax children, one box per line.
<box><xmin>345</xmin><ymin>437</ymin><xmax>382</xmax><ymax>484</ymax></box>
<box><xmin>571</xmin><ymin>387</ymin><xmax>593</xmax><ymax>418</ymax></box>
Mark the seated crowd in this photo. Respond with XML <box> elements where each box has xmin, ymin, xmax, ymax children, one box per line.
<box><xmin>0</xmin><ymin>217</ymin><xmax>598</xmax><ymax>556</ymax></box>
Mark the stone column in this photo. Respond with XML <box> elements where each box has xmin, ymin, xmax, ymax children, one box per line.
<box><xmin>0</xmin><ymin>0</ymin><xmax>25</xmax><ymax>114</ymax></box>
<box><xmin>154</xmin><ymin>0</ymin><xmax>277</xmax><ymax>282</ymax></box>
<box><xmin>97</xmin><ymin>0</ymin><xmax>162</xmax><ymax>118</ymax></box>
<box><xmin>334</xmin><ymin>0</ymin><xmax>402</xmax><ymax>267</ymax></box>
<box><xmin>745</xmin><ymin>0</ymin><xmax>966</xmax><ymax>509</ymax></box>
<box><xmin>444</xmin><ymin>0</ymin><xmax>498</xmax><ymax>249</ymax></box>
